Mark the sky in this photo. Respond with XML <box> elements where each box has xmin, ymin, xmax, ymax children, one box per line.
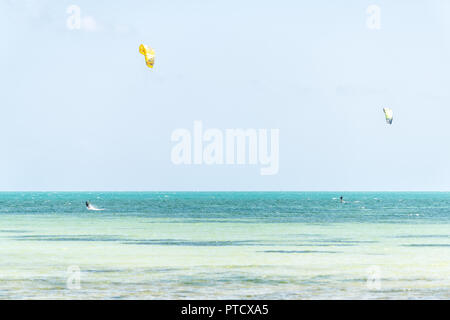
<box><xmin>2</xmin><ymin>0</ymin><xmax>450</xmax><ymax>191</ymax></box>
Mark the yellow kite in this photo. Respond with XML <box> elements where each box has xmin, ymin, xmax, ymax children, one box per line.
<box><xmin>383</xmin><ymin>107</ymin><xmax>393</xmax><ymax>125</ymax></box>
<box><xmin>139</xmin><ymin>44</ymin><xmax>155</xmax><ymax>68</ymax></box>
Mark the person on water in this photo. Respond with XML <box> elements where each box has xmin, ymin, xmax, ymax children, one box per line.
<box><xmin>340</xmin><ymin>196</ymin><xmax>343</xmax><ymax>203</ymax></box>
<box><xmin>85</xmin><ymin>201</ymin><xmax>90</xmax><ymax>208</ymax></box>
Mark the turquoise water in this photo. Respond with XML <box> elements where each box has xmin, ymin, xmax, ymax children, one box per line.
<box><xmin>0</xmin><ymin>192</ymin><xmax>449</xmax><ymax>299</ymax></box>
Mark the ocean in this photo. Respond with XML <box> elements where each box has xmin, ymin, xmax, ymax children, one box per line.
<box><xmin>0</xmin><ymin>192</ymin><xmax>449</xmax><ymax>299</ymax></box>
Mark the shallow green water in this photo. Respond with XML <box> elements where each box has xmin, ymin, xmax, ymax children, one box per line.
<box><xmin>0</xmin><ymin>192</ymin><xmax>449</xmax><ymax>299</ymax></box>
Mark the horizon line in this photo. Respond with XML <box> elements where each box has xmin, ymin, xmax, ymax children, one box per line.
<box><xmin>1</xmin><ymin>190</ymin><xmax>450</xmax><ymax>193</ymax></box>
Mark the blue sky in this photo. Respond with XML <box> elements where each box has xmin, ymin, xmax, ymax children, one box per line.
<box><xmin>1</xmin><ymin>0</ymin><xmax>450</xmax><ymax>191</ymax></box>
